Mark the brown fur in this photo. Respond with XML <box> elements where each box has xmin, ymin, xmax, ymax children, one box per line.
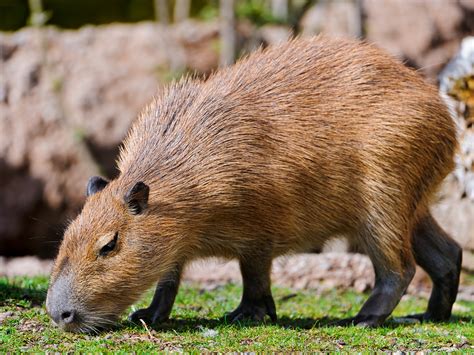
<box><xmin>47</xmin><ymin>36</ymin><xmax>459</xmax><ymax>331</ymax></box>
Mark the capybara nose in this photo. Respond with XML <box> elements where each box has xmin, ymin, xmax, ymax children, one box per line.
<box><xmin>46</xmin><ymin>269</ymin><xmax>78</xmax><ymax>328</ymax></box>
<box><xmin>60</xmin><ymin>310</ymin><xmax>75</xmax><ymax>324</ymax></box>
<box><xmin>48</xmin><ymin>306</ymin><xmax>76</xmax><ymax>326</ymax></box>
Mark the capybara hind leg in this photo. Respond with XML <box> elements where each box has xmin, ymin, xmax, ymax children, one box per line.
<box><xmin>227</xmin><ymin>254</ymin><xmax>277</xmax><ymax>323</ymax></box>
<box><xmin>344</xmin><ymin>228</ymin><xmax>416</xmax><ymax>327</ymax></box>
<box><xmin>129</xmin><ymin>264</ymin><xmax>182</xmax><ymax>325</ymax></box>
<box><xmin>351</xmin><ymin>263</ymin><xmax>414</xmax><ymax>327</ymax></box>
<box><xmin>409</xmin><ymin>213</ymin><xmax>462</xmax><ymax>321</ymax></box>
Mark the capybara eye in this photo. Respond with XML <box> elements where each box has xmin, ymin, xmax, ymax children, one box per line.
<box><xmin>99</xmin><ymin>232</ymin><xmax>118</xmax><ymax>257</ymax></box>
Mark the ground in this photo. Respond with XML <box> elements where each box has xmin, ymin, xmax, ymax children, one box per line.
<box><xmin>0</xmin><ymin>276</ymin><xmax>473</xmax><ymax>352</ymax></box>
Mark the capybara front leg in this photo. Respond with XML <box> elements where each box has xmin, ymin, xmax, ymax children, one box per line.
<box><xmin>129</xmin><ymin>264</ymin><xmax>182</xmax><ymax>325</ymax></box>
<box><xmin>226</xmin><ymin>254</ymin><xmax>276</xmax><ymax>323</ymax></box>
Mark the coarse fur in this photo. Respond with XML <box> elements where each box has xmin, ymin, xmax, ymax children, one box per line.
<box><xmin>46</xmin><ymin>35</ymin><xmax>461</xmax><ymax>332</ymax></box>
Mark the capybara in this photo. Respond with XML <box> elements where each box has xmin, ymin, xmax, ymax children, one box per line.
<box><xmin>46</xmin><ymin>36</ymin><xmax>462</xmax><ymax>333</ymax></box>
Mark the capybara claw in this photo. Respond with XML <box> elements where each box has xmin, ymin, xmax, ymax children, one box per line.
<box><xmin>129</xmin><ymin>308</ymin><xmax>153</xmax><ymax>324</ymax></box>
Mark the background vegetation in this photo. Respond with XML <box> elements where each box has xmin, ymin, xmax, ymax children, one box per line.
<box><xmin>0</xmin><ymin>0</ymin><xmax>308</xmax><ymax>30</ymax></box>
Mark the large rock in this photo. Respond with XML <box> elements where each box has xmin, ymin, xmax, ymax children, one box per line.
<box><xmin>298</xmin><ymin>0</ymin><xmax>472</xmax><ymax>81</ymax></box>
<box><xmin>300</xmin><ymin>0</ymin><xmax>362</xmax><ymax>38</ymax></box>
<box><xmin>0</xmin><ymin>22</ymin><xmax>218</xmax><ymax>257</ymax></box>
<box><xmin>363</xmin><ymin>0</ymin><xmax>470</xmax><ymax>80</ymax></box>
<box><xmin>435</xmin><ymin>37</ymin><xmax>474</xmax><ymax>270</ymax></box>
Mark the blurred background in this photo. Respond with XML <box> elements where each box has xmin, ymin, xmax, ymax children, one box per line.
<box><xmin>0</xmin><ymin>0</ymin><xmax>473</xmax><ymax>275</ymax></box>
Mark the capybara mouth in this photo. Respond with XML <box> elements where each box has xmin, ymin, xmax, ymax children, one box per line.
<box><xmin>57</xmin><ymin>316</ymin><xmax>117</xmax><ymax>334</ymax></box>
<box><xmin>48</xmin><ymin>307</ymin><xmax>118</xmax><ymax>333</ymax></box>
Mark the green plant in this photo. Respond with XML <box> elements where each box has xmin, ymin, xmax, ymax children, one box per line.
<box><xmin>1</xmin><ymin>276</ymin><xmax>473</xmax><ymax>352</ymax></box>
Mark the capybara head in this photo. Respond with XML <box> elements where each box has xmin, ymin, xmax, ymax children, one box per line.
<box><xmin>45</xmin><ymin>176</ymin><xmax>174</xmax><ymax>332</ymax></box>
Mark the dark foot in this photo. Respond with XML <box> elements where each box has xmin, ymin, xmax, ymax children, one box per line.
<box><xmin>332</xmin><ymin>314</ymin><xmax>387</xmax><ymax>328</ymax></box>
<box><xmin>226</xmin><ymin>295</ymin><xmax>277</xmax><ymax>323</ymax></box>
<box><xmin>128</xmin><ymin>307</ymin><xmax>170</xmax><ymax>325</ymax></box>
<box><xmin>128</xmin><ymin>264</ymin><xmax>182</xmax><ymax>326</ymax></box>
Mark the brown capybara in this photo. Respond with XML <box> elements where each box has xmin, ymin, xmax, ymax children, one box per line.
<box><xmin>46</xmin><ymin>36</ymin><xmax>462</xmax><ymax>333</ymax></box>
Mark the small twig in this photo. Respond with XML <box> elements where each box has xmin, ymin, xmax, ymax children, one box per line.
<box><xmin>139</xmin><ymin>319</ymin><xmax>154</xmax><ymax>340</ymax></box>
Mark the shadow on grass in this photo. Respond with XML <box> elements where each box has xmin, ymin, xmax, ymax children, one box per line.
<box><xmin>122</xmin><ymin>316</ymin><xmax>335</xmax><ymax>333</ymax></box>
<box><xmin>0</xmin><ymin>279</ymin><xmax>47</xmax><ymax>307</ymax></box>
<box><xmin>122</xmin><ymin>313</ymin><xmax>474</xmax><ymax>333</ymax></box>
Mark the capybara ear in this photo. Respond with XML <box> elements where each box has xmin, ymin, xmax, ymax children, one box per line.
<box><xmin>86</xmin><ymin>176</ymin><xmax>109</xmax><ymax>196</ymax></box>
<box><xmin>124</xmin><ymin>182</ymin><xmax>149</xmax><ymax>215</ymax></box>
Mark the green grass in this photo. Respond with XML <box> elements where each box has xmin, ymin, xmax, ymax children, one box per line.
<box><xmin>0</xmin><ymin>276</ymin><xmax>473</xmax><ymax>352</ymax></box>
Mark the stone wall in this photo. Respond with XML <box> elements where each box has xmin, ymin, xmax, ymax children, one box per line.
<box><xmin>1</xmin><ymin>2</ymin><xmax>473</xmax><ymax>267</ymax></box>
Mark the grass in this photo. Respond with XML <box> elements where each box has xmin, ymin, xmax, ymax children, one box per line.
<box><xmin>0</xmin><ymin>276</ymin><xmax>473</xmax><ymax>352</ymax></box>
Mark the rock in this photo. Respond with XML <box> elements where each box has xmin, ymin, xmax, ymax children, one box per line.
<box><xmin>0</xmin><ymin>256</ymin><xmax>52</xmax><ymax>277</ymax></box>
<box><xmin>0</xmin><ymin>23</ymin><xmax>218</xmax><ymax>256</ymax></box>
<box><xmin>173</xmin><ymin>20</ymin><xmax>219</xmax><ymax>75</ymax></box>
<box><xmin>363</xmin><ymin>0</ymin><xmax>465</xmax><ymax>80</ymax></box>
<box><xmin>199</xmin><ymin>327</ymin><xmax>219</xmax><ymax>338</ymax></box>
<box><xmin>299</xmin><ymin>0</ymin><xmax>471</xmax><ymax>81</ymax></box>
<box><xmin>433</xmin><ymin>197</ymin><xmax>474</xmax><ymax>248</ymax></box>
<box><xmin>0</xmin><ymin>311</ymin><xmax>14</xmax><ymax>325</ymax></box>
<box><xmin>439</xmin><ymin>37</ymin><xmax>474</xmax><ymax>93</ymax></box>
<box><xmin>460</xmin><ymin>0</ymin><xmax>474</xmax><ymax>11</ymax></box>
<box><xmin>300</xmin><ymin>1</ymin><xmax>362</xmax><ymax>38</ymax></box>
<box><xmin>257</xmin><ymin>25</ymin><xmax>293</xmax><ymax>46</ymax></box>
<box><xmin>458</xmin><ymin>284</ymin><xmax>474</xmax><ymax>302</ymax></box>
<box><xmin>182</xmin><ymin>253</ymin><xmax>377</xmax><ymax>292</ymax></box>
<box><xmin>452</xmin><ymin>302</ymin><xmax>471</xmax><ymax>313</ymax></box>
<box><xmin>354</xmin><ymin>278</ymin><xmax>369</xmax><ymax>293</ymax></box>
<box><xmin>435</xmin><ymin>37</ymin><xmax>474</xmax><ymax>271</ymax></box>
